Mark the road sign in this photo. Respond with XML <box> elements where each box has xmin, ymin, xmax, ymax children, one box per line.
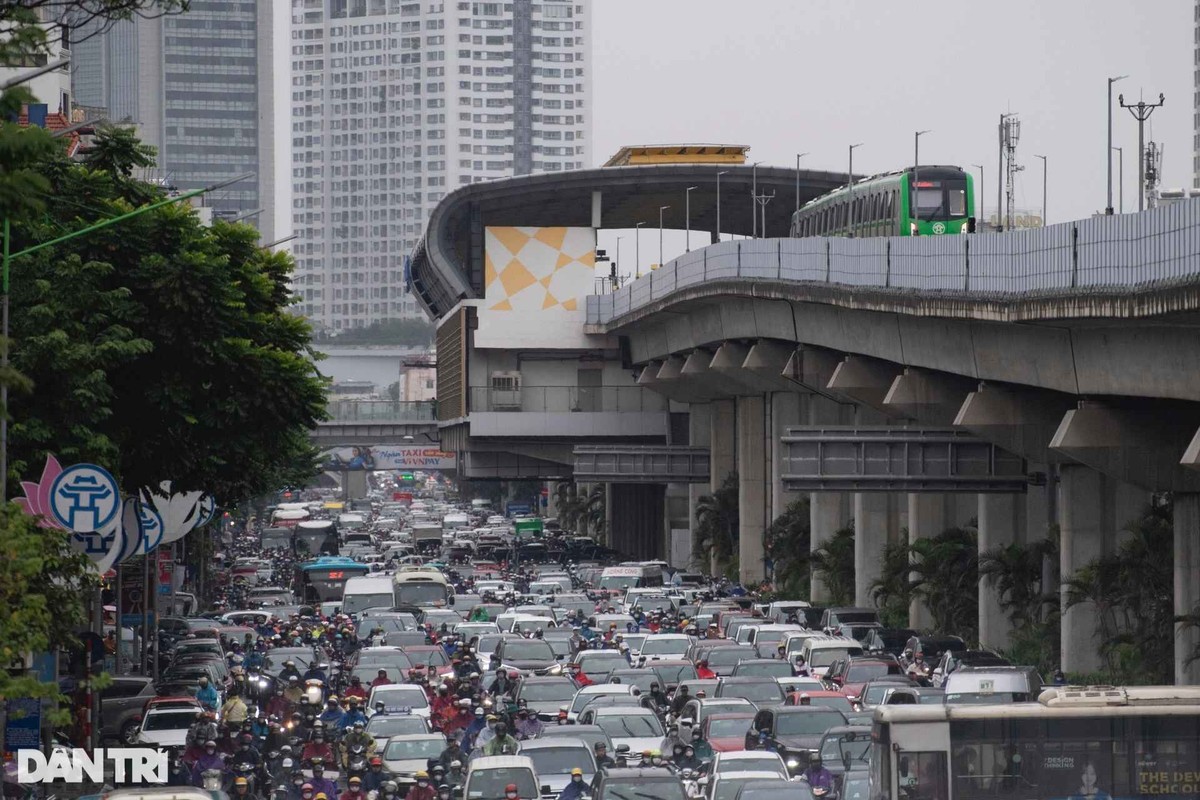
<box><xmin>119</xmin><ymin>561</ymin><xmax>146</xmax><ymax>619</ymax></box>
<box><xmin>158</xmin><ymin>547</ymin><xmax>174</xmax><ymax>596</ymax></box>
<box><xmin>49</xmin><ymin>463</ymin><xmax>120</xmax><ymax>533</ymax></box>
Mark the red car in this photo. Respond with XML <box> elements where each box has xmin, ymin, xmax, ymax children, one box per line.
<box><xmin>702</xmin><ymin>713</ymin><xmax>756</xmax><ymax>752</ymax></box>
<box><xmin>827</xmin><ymin>656</ymin><xmax>904</xmax><ymax>698</ymax></box>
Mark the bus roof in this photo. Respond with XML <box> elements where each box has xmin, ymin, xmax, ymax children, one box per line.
<box><xmin>299</xmin><ymin>557</ymin><xmax>368</xmax><ymax>573</ymax></box>
<box><xmin>875</xmin><ymin>685</ymin><xmax>1200</xmax><ymax>724</ymax></box>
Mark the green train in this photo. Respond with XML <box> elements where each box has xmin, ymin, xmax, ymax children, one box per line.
<box><xmin>790</xmin><ymin>165</ymin><xmax>975</xmax><ymax>238</ymax></box>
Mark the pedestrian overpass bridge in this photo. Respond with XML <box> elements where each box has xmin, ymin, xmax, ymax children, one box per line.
<box><xmin>405</xmin><ymin>159</ymin><xmax>1200</xmax><ymax>684</ymax></box>
<box><xmin>312</xmin><ymin>400</ymin><xmax>439</xmax><ymax>447</ymax></box>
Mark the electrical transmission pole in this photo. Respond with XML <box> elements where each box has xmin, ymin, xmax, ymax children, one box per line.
<box><xmin>1119</xmin><ymin>92</ymin><xmax>1165</xmax><ymax>212</ymax></box>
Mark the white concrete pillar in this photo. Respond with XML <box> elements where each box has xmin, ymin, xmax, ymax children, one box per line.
<box><xmin>978</xmin><ymin>493</ymin><xmax>1025</xmax><ymax>651</ymax></box>
<box><xmin>906</xmin><ymin>494</ymin><xmax>946</xmax><ymax>630</ymax></box>
<box><xmin>737</xmin><ymin>395</ymin><xmax>768</xmax><ymax>585</ymax></box>
<box><xmin>710</xmin><ymin>400</ymin><xmax>736</xmax><ymax>492</ymax></box>
<box><xmin>855</xmin><ymin>493</ymin><xmax>901</xmax><ymax>607</ymax></box>
<box><xmin>809</xmin><ymin>395</ymin><xmax>850</xmax><ymax>602</ymax></box>
<box><xmin>1175</xmin><ymin>494</ymin><xmax>1200</xmax><ymax>685</ymax></box>
<box><xmin>771</xmin><ymin>392</ymin><xmax>805</xmax><ymax>521</ymax></box>
<box><xmin>689</xmin><ymin>404</ymin><xmax>712</xmax><ymax>573</ymax></box>
<box><xmin>1024</xmin><ymin>462</ymin><xmax>1052</xmax><ymax>545</ymax></box>
<box><xmin>1058</xmin><ymin>465</ymin><xmax>1109</xmax><ymax>675</ymax></box>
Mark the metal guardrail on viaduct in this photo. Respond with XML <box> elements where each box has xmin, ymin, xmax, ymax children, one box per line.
<box><xmin>587</xmin><ymin>201</ymin><xmax>1200</xmax><ymax>326</ymax></box>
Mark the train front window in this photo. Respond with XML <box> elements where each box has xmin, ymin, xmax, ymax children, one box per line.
<box><xmin>913</xmin><ymin>180</ymin><xmax>967</xmax><ymax>221</ymax></box>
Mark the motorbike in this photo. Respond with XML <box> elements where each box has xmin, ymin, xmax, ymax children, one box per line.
<box><xmin>345</xmin><ymin>744</ymin><xmax>369</xmax><ymax>782</ymax></box>
<box><xmin>228</xmin><ymin>762</ymin><xmax>258</xmax><ymax>796</ymax></box>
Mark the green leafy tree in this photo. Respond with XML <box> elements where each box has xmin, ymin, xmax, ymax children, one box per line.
<box><xmin>811</xmin><ymin>525</ymin><xmax>856</xmax><ymax>606</ymax></box>
<box><xmin>583</xmin><ymin>484</ymin><xmax>607</xmax><ymax>540</ymax></box>
<box><xmin>694</xmin><ymin>474</ymin><xmax>738</xmax><ymax>577</ymax></box>
<box><xmin>908</xmin><ymin>527</ymin><xmax>979</xmax><ymax>640</ymax></box>
<box><xmin>2</xmin><ymin>125</ymin><xmax>325</xmax><ymax>503</ymax></box>
<box><xmin>0</xmin><ymin>507</ymin><xmax>97</xmax><ymax>723</ymax></box>
<box><xmin>82</xmin><ymin>124</ymin><xmax>157</xmax><ymax>178</ymax></box>
<box><xmin>978</xmin><ymin>535</ymin><xmax>1059</xmax><ymax>629</ymax></box>
<box><xmin>764</xmin><ymin>496</ymin><xmax>810</xmax><ymax>598</ymax></box>
<box><xmin>870</xmin><ymin>538</ymin><xmax>915</xmax><ymax>628</ymax></box>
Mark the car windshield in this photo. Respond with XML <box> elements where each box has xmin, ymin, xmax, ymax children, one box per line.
<box><xmin>466</xmin><ymin>768</ymin><xmax>538</xmax><ymax>800</ymax></box>
<box><xmin>715</xmin><ymin>777</ymin><xmax>769</xmax><ymax>800</ymax></box>
<box><xmin>503</xmin><ymin>641</ymin><xmax>555</xmax><ymax>660</ymax></box>
<box><xmin>519</xmin><ymin>680</ymin><xmax>576</xmax><ymax>702</ymax></box>
<box><xmin>541</xmin><ymin>728</ymin><xmax>609</xmax><ymax>753</ymax></box>
<box><xmin>144</xmin><ymin>711</ymin><xmax>199</xmax><ymax>731</ymax></box>
<box><xmin>707</xmin><ymin>718</ymin><xmax>753</xmax><ymax>738</ymax></box>
<box><xmin>820</xmin><ymin>736</ymin><xmax>871</xmax><ymax>765</ymax></box>
<box><xmin>862</xmin><ymin>685</ymin><xmax>892</xmax><ymax>705</ymax></box>
<box><xmin>753</xmin><ymin>630</ymin><xmax>791</xmax><ymax>645</ymax></box>
<box><xmin>601</xmin><ymin>779</ymin><xmax>686</xmax><ymax>800</ymax></box>
<box><xmin>641</xmin><ymin>638</ymin><xmax>687</xmax><ymax>655</ymax></box>
<box><xmin>407</xmin><ymin>649</ymin><xmax>449</xmax><ymax>667</ymax></box>
<box><xmin>738</xmin><ymin>784</ymin><xmax>813</xmax><ymax>800</ymax></box>
<box><xmin>358</xmin><ymin>651</ymin><xmax>415</xmax><ymax>669</ymax></box>
<box><xmin>809</xmin><ymin>648</ymin><xmax>861</xmax><ymax>668</ymax></box>
<box><xmin>525</xmin><ymin>747</ymin><xmax>593</xmax><ymax>776</ymax></box>
<box><xmin>719</xmin><ymin>683</ymin><xmax>783</xmax><ymax>703</ymax></box>
<box><xmin>847</xmin><ymin>664</ymin><xmax>896</xmax><ymax>682</ymax></box>
<box><xmin>384</xmin><ymin>738</ymin><xmax>445</xmax><ymax>761</ymax></box>
<box><xmin>367</xmin><ymin>716</ymin><xmax>427</xmax><ymax>737</ymax></box>
<box><xmin>342</xmin><ymin>592</ymin><xmax>393</xmax><ymax>614</ymax></box>
<box><xmin>804</xmin><ymin>696</ymin><xmax>854</xmax><ymax>713</ymax></box>
<box><xmin>775</xmin><ymin>711</ymin><xmax>846</xmax><ymax>736</ymax></box>
<box><xmin>721</xmin><ymin>756</ymin><xmax>782</xmax><ymax>774</ymax></box>
<box><xmin>371</xmin><ymin>687</ymin><xmax>430</xmax><ymax>709</ymax></box>
<box><xmin>735</xmin><ymin>662</ymin><xmax>793</xmax><ymax>679</ymax></box>
<box><xmin>595</xmin><ymin>713</ymin><xmax>664</xmax><ymax>738</ymax></box>
<box><xmin>654</xmin><ymin>664</ymin><xmax>697</xmax><ymax>685</ymax></box>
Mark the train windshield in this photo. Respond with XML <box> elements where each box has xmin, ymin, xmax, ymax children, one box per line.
<box><xmin>912</xmin><ymin>179</ymin><xmax>967</xmax><ymax>220</ymax></box>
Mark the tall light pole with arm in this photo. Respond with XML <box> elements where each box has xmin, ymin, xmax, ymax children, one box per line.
<box><xmin>1107</xmin><ymin>75</ymin><xmax>1128</xmax><ymax>215</ymax></box>
<box><xmin>635</xmin><ymin>222</ymin><xmax>645</xmax><ymax>278</ymax></box>
<box><xmin>716</xmin><ymin>170</ymin><xmax>729</xmax><ymax>243</ymax></box>
<box><xmin>795</xmin><ymin>152</ymin><xmax>809</xmax><ymax>214</ymax></box>
<box><xmin>1035</xmin><ymin>154</ymin><xmax>1047</xmax><ymax>225</ymax></box>
<box><xmin>685</xmin><ymin>186</ymin><xmax>698</xmax><ymax>252</ymax></box>
<box><xmin>658</xmin><ymin>206</ymin><xmax>670</xmax><ymax>268</ymax></box>
<box><xmin>913</xmin><ymin>130</ymin><xmax>930</xmax><ymax>230</ymax></box>
<box><xmin>847</xmin><ymin>143</ymin><xmax>862</xmax><ymax>236</ymax></box>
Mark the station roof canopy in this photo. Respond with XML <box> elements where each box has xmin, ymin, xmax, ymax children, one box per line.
<box><xmin>603</xmin><ymin>144</ymin><xmax>751</xmax><ymax>167</ymax></box>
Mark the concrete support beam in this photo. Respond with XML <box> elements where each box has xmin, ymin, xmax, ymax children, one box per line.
<box><xmin>737</xmin><ymin>395</ymin><xmax>768</xmax><ymax>585</ymax></box>
<box><xmin>854</xmin><ymin>493</ymin><xmax>902</xmax><ymax>607</ymax></box>
<box><xmin>711</xmin><ymin>342</ymin><xmax>776</xmax><ymax>396</ymax></box>
<box><xmin>884</xmin><ymin>368</ymin><xmax>977</xmax><ymax>426</ymax></box>
<box><xmin>1050</xmin><ymin>402</ymin><xmax>1200</xmax><ymax>492</ymax></box>
<box><xmin>1058</xmin><ymin>464</ymin><xmax>1148</xmax><ymax>675</ymax></box>
<box><xmin>809</xmin><ymin>395</ymin><xmax>853</xmax><ymax>603</ymax></box>
<box><xmin>1175</xmin><ymin>494</ymin><xmax>1200</xmax><ymax>685</ymax></box>
<box><xmin>977</xmin><ymin>493</ymin><xmax>1026</xmax><ymax>651</ymax></box>
<box><xmin>954</xmin><ymin>383</ymin><xmax>1074</xmax><ymax>464</ymax></box>
<box><xmin>710</xmin><ymin>400</ymin><xmax>736</xmax><ymax>492</ymax></box>
<box><xmin>905</xmin><ymin>494</ymin><xmax>951</xmax><ymax>630</ymax></box>
<box><xmin>743</xmin><ymin>340</ymin><xmax>801</xmax><ymax>393</ymax></box>
<box><xmin>771</xmin><ymin>392</ymin><xmax>806</xmax><ymax>522</ymax></box>
<box><xmin>637</xmin><ymin>362</ymin><xmax>661</xmax><ymax>386</ymax></box>
<box><xmin>828</xmin><ymin>355</ymin><xmax>904</xmax><ymax>416</ymax></box>
<box><xmin>656</xmin><ymin>356</ymin><xmax>685</xmax><ymax>382</ymax></box>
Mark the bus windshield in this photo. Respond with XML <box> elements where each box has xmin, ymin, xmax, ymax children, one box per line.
<box><xmin>394</xmin><ymin>582</ymin><xmax>450</xmax><ymax>606</ymax></box>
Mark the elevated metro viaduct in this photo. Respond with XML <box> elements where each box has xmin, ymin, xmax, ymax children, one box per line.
<box><xmin>411</xmin><ymin>161</ymin><xmax>1200</xmax><ymax>683</ymax></box>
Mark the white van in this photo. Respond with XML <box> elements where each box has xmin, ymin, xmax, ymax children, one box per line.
<box><xmin>800</xmin><ymin>635</ymin><xmax>865</xmax><ymax>678</ymax></box>
<box><xmin>341</xmin><ymin>575</ymin><xmax>395</xmax><ymax>615</ymax></box>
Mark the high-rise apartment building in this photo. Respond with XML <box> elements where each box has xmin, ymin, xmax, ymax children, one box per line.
<box><xmin>290</xmin><ymin>0</ymin><xmax>592</xmax><ymax>332</ymax></box>
<box><xmin>70</xmin><ymin>1</ymin><xmax>284</xmax><ymax>241</ymax></box>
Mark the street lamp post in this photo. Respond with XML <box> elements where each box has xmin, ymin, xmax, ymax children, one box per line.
<box><xmin>1107</xmin><ymin>75</ymin><xmax>1128</xmax><ymax>215</ymax></box>
<box><xmin>795</xmin><ymin>152</ymin><xmax>809</xmax><ymax>214</ymax></box>
<box><xmin>716</xmin><ymin>170</ymin><xmax>729</xmax><ymax>243</ymax></box>
<box><xmin>971</xmin><ymin>164</ymin><xmax>984</xmax><ymax>229</ymax></box>
<box><xmin>635</xmin><ymin>222</ymin><xmax>645</xmax><ymax>278</ymax></box>
<box><xmin>913</xmin><ymin>130</ymin><xmax>931</xmax><ymax>230</ymax></box>
<box><xmin>1035</xmin><ymin>154</ymin><xmax>1047</xmax><ymax>225</ymax></box>
<box><xmin>750</xmin><ymin>161</ymin><xmax>762</xmax><ymax>238</ymax></box>
<box><xmin>685</xmin><ymin>186</ymin><xmax>698</xmax><ymax>252</ymax></box>
<box><xmin>658</xmin><ymin>205</ymin><xmax>670</xmax><ymax>268</ymax></box>
<box><xmin>1113</xmin><ymin>146</ymin><xmax>1124</xmax><ymax>213</ymax></box>
<box><xmin>0</xmin><ymin>171</ymin><xmax>254</xmax><ymax>501</ymax></box>
<box><xmin>847</xmin><ymin>143</ymin><xmax>862</xmax><ymax>236</ymax></box>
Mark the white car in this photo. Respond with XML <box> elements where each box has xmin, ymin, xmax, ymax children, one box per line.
<box><xmin>709</xmin><ymin>751</ymin><xmax>788</xmax><ymax>779</ymax></box>
<box><xmin>566</xmin><ymin>684</ymin><xmax>636</xmax><ymax>723</ymax></box>
<box><xmin>381</xmin><ymin>734</ymin><xmax>447</xmax><ymax>781</ymax></box>
<box><xmin>366</xmin><ymin>684</ymin><xmax>432</xmax><ymax>721</ymax></box>
<box><xmin>589</xmin><ymin>707</ymin><xmax>667</xmax><ymax>755</ymax></box>
<box><xmin>636</xmin><ymin>633</ymin><xmax>693</xmax><ymax>662</ymax></box>
<box><xmin>136</xmin><ymin>706</ymin><xmax>197</xmax><ymax>748</ymax></box>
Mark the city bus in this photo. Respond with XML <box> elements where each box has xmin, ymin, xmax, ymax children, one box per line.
<box><xmin>870</xmin><ymin>686</ymin><xmax>1200</xmax><ymax>800</ymax></box>
<box><xmin>294</xmin><ymin>556</ymin><xmax>371</xmax><ymax>604</ymax></box>
<box><xmin>392</xmin><ymin>567</ymin><xmax>453</xmax><ymax>608</ymax></box>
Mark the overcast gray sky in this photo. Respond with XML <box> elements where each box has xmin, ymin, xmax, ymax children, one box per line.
<box><xmin>591</xmin><ymin>0</ymin><xmax>1191</xmax><ymax>228</ymax></box>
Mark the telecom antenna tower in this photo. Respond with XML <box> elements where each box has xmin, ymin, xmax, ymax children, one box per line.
<box><xmin>1003</xmin><ymin>115</ymin><xmax>1024</xmax><ymax>231</ymax></box>
<box><xmin>1144</xmin><ymin>141</ymin><xmax>1163</xmax><ymax>209</ymax></box>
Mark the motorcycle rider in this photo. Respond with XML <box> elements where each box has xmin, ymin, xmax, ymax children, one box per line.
<box><xmin>320</xmin><ymin>697</ymin><xmax>346</xmax><ymax>728</ymax></box>
<box><xmin>690</xmin><ymin>729</ymin><xmax>714</xmax><ymax>762</ymax></box>
<box><xmin>283</xmin><ymin>676</ymin><xmax>305</xmax><ymax>707</ymax></box>
<box><xmin>308</xmin><ymin>760</ymin><xmax>339</xmax><ymax>800</ymax></box>
<box><xmin>191</xmin><ymin>740</ymin><xmax>226</xmax><ymax>787</ymax></box>
<box><xmin>279</xmin><ymin>661</ymin><xmax>303</xmax><ymax>684</ymax></box>
<box><xmin>196</xmin><ymin>676</ymin><xmax>220</xmax><ymax>712</ymax></box>
<box><xmin>362</xmin><ymin>756</ymin><xmax>388</xmax><ymax>794</ymax></box>
<box><xmin>341</xmin><ymin>721</ymin><xmax>377</xmax><ymax>768</ymax></box>
<box><xmin>301</xmin><ymin>727</ymin><xmax>335</xmax><ymax>766</ymax></box>
<box><xmin>343</xmin><ymin>676</ymin><xmax>368</xmax><ymax>703</ymax></box>
<box><xmin>444</xmin><ymin>761</ymin><xmax>466</xmax><ymax>789</ymax></box>
<box><xmin>648</xmin><ymin>682</ymin><xmax>669</xmax><ymax>711</ymax></box>
<box><xmin>370</xmin><ymin>669</ymin><xmax>393</xmax><ymax>688</ymax></box>
<box><xmin>558</xmin><ymin>768</ymin><xmax>587</xmax><ymax>800</ymax></box>
<box><xmin>905</xmin><ymin>652</ymin><xmax>928</xmax><ymax>680</ymax></box>
<box><xmin>438</xmin><ymin>738</ymin><xmax>467</xmax><ymax>772</ymax></box>
<box><xmin>593</xmin><ymin>742</ymin><xmax>614</xmax><ymax>769</ymax></box>
<box><xmin>304</xmin><ymin>662</ymin><xmax>329</xmax><ymax>684</ymax></box>
<box><xmin>482</xmin><ymin>722</ymin><xmax>519</xmax><ymax>757</ymax></box>
<box><xmin>406</xmin><ymin>771</ymin><xmax>436</xmax><ymax>800</ymax></box>
<box><xmin>668</xmin><ymin>685</ymin><xmax>690</xmax><ymax>716</ymax></box>
<box><xmin>340</xmin><ymin>699</ymin><xmax>369</xmax><ymax>730</ymax></box>
<box><xmin>512</xmin><ymin>708</ymin><xmax>543</xmax><ymax>740</ymax></box>
<box><xmin>502</xmin><ymin>784</ymin><xmax>521</xmax><ymax>800</ymax></box>
<box><xmin>379</xmin><ymin>782</ymin><xmax>401</xmax><ymax>800</ymax></box>
<box><xmin>804</xmin><ymin>755</ymin><xmax>834</xmax><ymax>794</ymax></box>
<box><xmin>232</xmin><ymin>776</ymin><xmax>252</xmax><ymax>799</ymax></box>
<box><xmin>436</xmin><ymin>785</ymin><xmax>453</xmax><ymax>800</ymax></box>
<box><xmin>487</xmin><ymin>668</ymin><xmax>514</xmax><ymax>697</ymax></box>
<box><xmin>676</xmin><ymin>746</ymin><xmax>702</xmax><ymax>773</ymax></box>
<box><xmin>339</xmin><ymin>775</ymin><xmax>366</xmax><ymax>800</ymax></box>
<box><xmin>222</xmin><ymin>691</ymin><xmax>249</xmax><ymax>730</ymax></box>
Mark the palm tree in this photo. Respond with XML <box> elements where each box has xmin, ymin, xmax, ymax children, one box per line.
<box><xmin>810</xmin><ymin>526</ymin><xmax>856</xmax><ymax>606</ymax></box>
<box><xmin>583</xmin><ymin>484</ymin><xmax>607</xmax><ymax>541</ymax></box>
<box><xmin>978</xmin><ymin>536</ymin><xmax>1059</xmax><ymax>629</ymax></box>
<box><xmin>908</xmin><ymin>527</ymin><xmax>979</xmax><ymax>640</ymax></box>
<box><xmin>694</xmin><ymin>474</ymin><xmax>739</xmax><ymax>576</ymax></box>
<box><xmin>765</xmin><ymin>497</ymin><xmax>811</xmax><ymax>598</ymax></box>
<box><xmin>870</xmin><ymin>539</ymin><xmax>916</xmax><ymax>628</ymax></box>
<box><xmin>554</xmin><ymin>482</ymin><xmax>583</xmax><ymax>532</ymax></box>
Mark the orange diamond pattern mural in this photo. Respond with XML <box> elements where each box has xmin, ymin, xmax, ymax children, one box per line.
<box><xmin>484</xmin><ymin>226</ymin><xmax>596</xmax><ymax>313</ymax></box>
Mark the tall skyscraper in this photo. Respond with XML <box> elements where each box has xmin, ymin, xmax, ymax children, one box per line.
<box><xmin>70</xmin><ymin>1</ymin><xmax>284</xmax><ymax>241</ymax></box>
<box><xmin>289</xmin><ymin>0</ymin><xmax>593</xmax><ymax>332</ymax></box>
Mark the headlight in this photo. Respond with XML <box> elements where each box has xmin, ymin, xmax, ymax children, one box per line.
<box><xmin>786</xmin><ymin>759</ymin><xmax>799</xmax><ymax>768</ymax></box>
<box><xmin>909</xmin><ymin>221</ymin><xmax>918</xmax><ymax>235</ymax></box>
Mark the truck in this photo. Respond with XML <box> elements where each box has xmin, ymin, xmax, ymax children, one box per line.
<box><xmin>412</xmin><ymin>522</ymin><xmax>443</xmax><ymax>552</ymax></box>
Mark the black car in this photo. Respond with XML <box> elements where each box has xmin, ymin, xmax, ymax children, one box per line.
<box><xmin>863</xmin><ymin>628</ymin><xmax>917</xmax><ymax>657</ymax></box>
<box><xmin>590</xmin><ymin>768</ymin><xmax>687</xmax><ymax>800</ymax></box>
<box><xmin>492</xmin><ymin>638</ymin><xmax>559</xmax><ymax>673</ymax></box>
<box><xmin>902</xmin><ymin>634</ymin><xmax>966</xmax><ymax>663</ymax></box>
<box><xmin>749</xmin><ymin>706</ymin><xmax>847</xmax><ymax>775</ymax></box>
<box><xmin>513</xmin><ymin>676</ymin><xmax>578</xmax><ymax>721</ymax></box>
